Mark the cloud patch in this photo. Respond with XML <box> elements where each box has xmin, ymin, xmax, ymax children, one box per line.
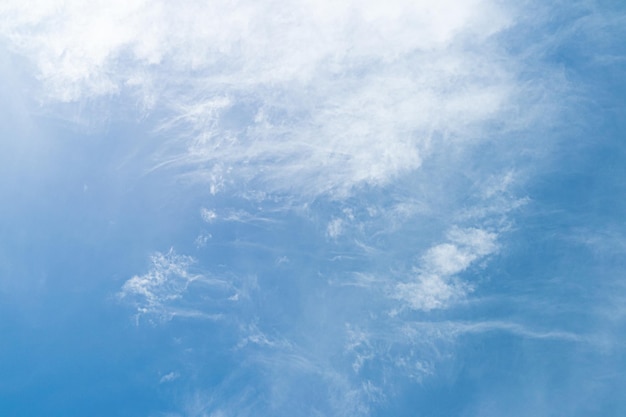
<box><xmin>118</xmin><ymin>248</ymin><xmax>232</xmax><ymax>322</ymax></box>
<box><xmin>395</xmin><ymin>227</ymin><xmax>497</xmax><ymax>311</ymax></box>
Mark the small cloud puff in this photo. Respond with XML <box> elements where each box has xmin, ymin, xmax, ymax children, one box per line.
<box><xmin>326</xmin><ymin>218</ymin><xmax>343</xmax><ymax>239</ymax></box>
<box><xmin>194</xmin><ymin>233</ymin><xmax>212</xmax><ymax>248</ymax></box>
<box><xmin>200</xmin><ymin>208</ymin><xmax>217</xmax><ymax>223</ymax></box>
<box><xmin>395</xmin><ymin>227</ymin><xmax>498</xmax><ymax>311</ymax></box>
<box><xmin>118</xmin><ymin>248</ymin><xmax>201</xmax><ymax>321</ymax></box>
<box><xmin>118</xmin><ymin>248</ymin><xmax>235</xmax><ymax>323</ymax></box>
<box><xmin>160</xmin><ymin>371</ymin><xmax>180</xmax><ymax>384</ymax></box>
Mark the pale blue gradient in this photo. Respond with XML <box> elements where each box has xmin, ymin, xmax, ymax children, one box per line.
<box><xmin>1</xmin><ymin>1</ymin><xmax>625</xmax><ymax>416</ymax></box>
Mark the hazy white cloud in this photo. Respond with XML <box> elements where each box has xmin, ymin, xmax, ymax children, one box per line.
<box><xmin>160</xmin><ymin>371</ymin><xmax>180</xmax><ymax>384</ymax></box>
<box><xmin>395</xmin><ymin>273</ymin><xmax>467</xmax><ymax>312</ymax></box>
<box><xmin>236</xmin><ymin>323</ymin><xmax>293</xmax><ymax>350</ymax></box>
<box><xmin>200</xmin><ymin>207</ymin><xmax>280</xmax><ymax>226</ymax></box>
<box><xmin>194</xmin><ymin>233</ymin><xmax>212</xmax><ymax>248</ymax></box>
<box><xmin>326</xmin><ymin>218</ymin><xmax>344</xmax><ymax>239</ymax></box>
<box><xmin>200</xmin><ymin>208</ymin><xmax>217</xmax><ymax>223</ymax></box>
<box><xmin>0</xmin><ymin>0</ymin><xmax>550</xmax><ymax>200</ymax></box>
<box><xmin>395</xmin><ymin>227</ymin><xmax>497</xmax><ymax>311</ymax></box>
<box><xmin>118</xmin><ymin>248</ymin><xmax>234</xmax><ymax>322</ymax></box>
<box><xmin>119</xmin><ymin>249</ymin><xmax>198</xmax><ymax>318</ymax></box>
<box><xmin>403</xmin><ymin>320</ymin><xmax>585</xmax><ymax>343</ymax></box>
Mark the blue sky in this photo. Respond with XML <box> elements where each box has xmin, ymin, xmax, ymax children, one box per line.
<box><xmin>1</xmin><ymin>1</ymin><xmax>625</xmax><ymax>416</ymax></box>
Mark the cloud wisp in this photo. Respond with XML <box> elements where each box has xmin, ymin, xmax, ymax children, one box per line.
<box><xmin>118</xmin><ymin>248</ymin><xmax>236</xmax><ymax>323</ymax></box>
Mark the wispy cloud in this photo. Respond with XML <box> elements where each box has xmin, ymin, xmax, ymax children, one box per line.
<box><xmin>402</xmin><ymin>320</ymin><xmax>586</xmax><ymax>343</ymax></box>
<box><xmin>118</xmin><ymin>248</ymin><xmax>234</xmax><ymax>323</ymax></box>
<box><xmin>0</xmin><ymin>0</ymin><xmax>556</xmax><ymax>200</ymax></box>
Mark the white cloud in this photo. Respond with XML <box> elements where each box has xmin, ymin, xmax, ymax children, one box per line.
<box><xmin>160</xmin><ymin>371</ymin><xmax>180</xmax><ymax>383</ymax></box>
<box><xmin>194</xmin><ymin>233</ymin><xmax>212</xmax><ymax>248</ymax></box>
<box><xmin>0</xmin><ymin>0</ymin><xmax>548</xmax><ymax>200</ymax></box>
<box><xmin>327</xmin><ymin>218</ymin><xmax>343</xmax><ymax>239</ymax></box>
<box><xmin>200</xmin><ymin>208</ymin><xmax>217</xmax><ymax>223</ymax></box>
<box><xmin>435</xmin><ymin>227</ymin><xmax>498</xmax><ymax>271</ymax></box>
<box><xmin>395</xmin><ymin>227</ymin><xmax>498</xmax><ymax>311</ymax></box>
<box><xmin>236</xmin><ymin>323</ymin><xmax>293</xmax><ymax>350</ymax></box>
<box><xmin>118</xmin><ymin>248</ymin><xmax>234</xmax><ymax>322</ymax></box>
<box><xmin>119</xmin><ymin>249</ymin><xmax>198</xmax><ymax>311</ymax></box>
<box><xmin>396</xmin><ymin>274</ymin><xmax>468</xmax><ymax>312</ymax></box>
<box><xmin>403</xmin><ymin>320</ymin><xmax>585</xmax><ymax>343</ymax></box>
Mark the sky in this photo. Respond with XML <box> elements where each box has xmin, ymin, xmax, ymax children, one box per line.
<box><xmin>0</xmin><ymin>1</ymin><xmax>625</xmax><ymax>416</ymax></box>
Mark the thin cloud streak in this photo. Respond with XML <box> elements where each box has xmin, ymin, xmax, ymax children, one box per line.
<box><xmin>402</xmin><ymin>320</ymin><xmax>588</xmax><ymax>343</ymax></box>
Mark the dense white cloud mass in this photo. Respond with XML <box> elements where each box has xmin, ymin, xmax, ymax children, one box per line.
<box><xmin>3</xmin><ymin>1</ymin><xmax>619</xmax><ymax>417</ymax></box>
<box><xmin>0</xmin><ymin>0</ymin><xmax>538</xmax><ymax>199</ymax></box>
